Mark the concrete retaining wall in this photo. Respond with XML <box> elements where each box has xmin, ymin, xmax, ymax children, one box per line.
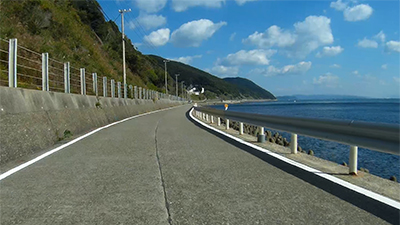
<box><xmin>0</xmin><ymin>87</ymin><xmax>184</xmax><ymax>165</ymax></box>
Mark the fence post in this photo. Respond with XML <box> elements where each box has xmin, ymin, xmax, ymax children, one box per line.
<box><xmin>111</xmin><ymin>79</ymin><xmax>115</xmax><ymax>98</ymax></box>
<box><xmin>240</xmin><ymin>122</ymin><xmax>244</xmax><ymax>135</ymax></box>
<box><xmin>8</xmin><ymin>38</ymin><xmax>17</xmax><ymax>87</ymax></box>
<box><xmin>42</xmin><ymin>53</ymin><xmax>49</xmax><ymax>91</ymax></box>
<box><xmin>129</xmin><ymin>85</ymin><xmax>133</xmax><ymax>99</ymax></box>
<box><xmin>103</xmin><ymin>77</ymin><xmax>107</xmax><ymax>97</ymax></box>
<box><xmin>124</xmin><ymin>84</ymin><xmax>127</xmax><ymax>99</ymax></box>
<box><xmin>349</xmin><ymin>146</ymin><xmax>358</xmax><ymax>175</ymax></box>
<box><xmin>291</xmin><ymin>133</ymin><xmax>298</xmax><ymax>154</ymax></box>
<box><xmin>217</xmin><ymin>117</ymin><xmax>221</xmax><ymax>126</ymax></box>
<box><xmin>80</xmin><ymin>68</ymin><xmax>86</xmax><ymax>95</ymax></box>
<box><xmin>117</xmin><ymin>82</ymin><xmax>121</xmax><ymax>98</ymax></box>
<box><xmin>92</xmin><ymin>73</ymin><xmax>98</xmax><ymax>96</ymax></box>
<box><xmin>226</xmin><ymin>119</ymin><xmax>230</xmax><ymax>130</ymax></box>
<box><xmin>211</xmin><ymin>115</ymin><xmax>214</xmax><ymax>123</ymax></box>
<box><xmin>64</xmin><ymin>62</ymin><xmax>70</xmax><ymax>93</ymax></box>
<box><xmin>206</xmin><ymin>114</ymin><xmax>209</xmax><ymax>122</ymax></box>
<box><xmin>134</xmin><ymin>86</ymin><xmax>138</xmax><ymax>99</ymax></box>
<box><xmin>139</xmin><ymin>87</ymin><xmax>142</xmax><ymax>99</ymax></box>
<box><xmin>143</xmin><ymin>88</ymin><xmax>146</xmax><ymax>99</ymax></box>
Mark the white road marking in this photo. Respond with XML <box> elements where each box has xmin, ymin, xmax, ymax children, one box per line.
<box><xmin>0</xmin><ymin>105</ymin><xmax>185</xmax><ymax>181</ymax></box>
<box><xmin>189</xmin><ymin>108</ymin><xmax>400</xmax><ymax>210</ymax></box>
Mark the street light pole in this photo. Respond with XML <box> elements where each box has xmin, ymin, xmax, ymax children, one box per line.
<box><xmin>119</xmin><ymin>8</ymin><xmax>131</xmax><ymax>98</ymax></box>
<box><xmin>175</xmin><ymin>74</ymin><xmax>179</xmax><ymax>97</ymax></box>
<box><xmin>163</xmin><ymin>59</ymin><xmax>169</xmax><ymax>94</ymax></box>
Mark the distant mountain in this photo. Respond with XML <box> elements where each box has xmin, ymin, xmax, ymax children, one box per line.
<box><xmin>148</xmin><ymin>55</ymin><xmax>275</xmax><ymax>100</ymax></box>
<box><xmin>223</xmin><ymin>77</ymin><xmax>276</xmax><ymax>99</ymax></box>
<box><xmin>277</xmin><ymin>95</ymin><xmax>369</xmax><ymax>101</ymax></box>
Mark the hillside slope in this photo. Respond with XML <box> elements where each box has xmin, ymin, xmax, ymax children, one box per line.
<box><xmin>223</xmin><ymin>77</ymin><xmax>275</xmax><ymax>99</ymax></box>
<box><xmin>149</xmin><ymin>55</ymin><xmax>275</xmax><ymax>100</ymax></box>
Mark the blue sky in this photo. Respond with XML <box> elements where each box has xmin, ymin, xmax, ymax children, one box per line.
<box><xmin>99</xmin><ymin>0</ymin><xmax>400</xmax><ymax>98</ymax></box>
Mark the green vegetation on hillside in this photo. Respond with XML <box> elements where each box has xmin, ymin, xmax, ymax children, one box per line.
<box><xmin>149</xmin><ymin>55</ymin><xmax>276</xmax><ymax>100</ymax></box>
<box><xmin>0</xmin><ymin>0</ymin><xmax>275</xmax><ymax>99</ymax></box>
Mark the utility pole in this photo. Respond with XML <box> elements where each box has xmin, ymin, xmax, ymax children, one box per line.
<box><xmin>163</xmin><ymin>59</ymin><xmax>169</xmax><ymax>94</ymax></box>
<box><xmin>175</xmin><ymin>74</ymin><xmax>179</xmax><ymax>97</ymax></box>
<box><xmin>119</xmin><ymin>8</ymin><xmax>131</xmax><ymax>98</ymax></box>
<box><xmin>181</xmin><ymin>81</ymin><xmax>185</xmax><ymax>97</ymax></box>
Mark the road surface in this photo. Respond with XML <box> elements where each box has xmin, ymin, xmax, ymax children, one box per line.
<box><xmin>0</xmin><ymin>105</ymin><xmax>397</xmax><ymax>224</ymax></box>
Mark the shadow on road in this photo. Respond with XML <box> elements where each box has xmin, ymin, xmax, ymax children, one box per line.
<box><xmin>186</xmin><ymin>109</ymin><xmax>399</xmax><ymax>224</ymax></box>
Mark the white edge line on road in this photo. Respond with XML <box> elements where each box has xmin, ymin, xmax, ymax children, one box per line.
<box><xmin>0</xmin><ymin>105</ymin><xmax>184</xmax><ymax>181</ymax></box>
<box><xmin>189</xmin><ymin>108</ymin><xmax>400</xmax><ymax>210</ymax></box>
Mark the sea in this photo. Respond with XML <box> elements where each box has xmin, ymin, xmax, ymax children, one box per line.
<box><xmin>211</xmin><ymin>98</ymin><xmax>400</xmax><ymax>181</ymax></box>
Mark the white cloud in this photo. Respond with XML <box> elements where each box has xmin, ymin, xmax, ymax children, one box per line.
<box><xmin>172</xmin><ymin>0</ymin><xmax>225</xmax><ymax>12</ymax></box>
<box><xmin>243</xmin><ymin>16</ymin><xmax>334</xmax><ymax>58</ymax></box>
<box><xmin>330</xmin><ymin>64</ymin><xmax>341</xmax><ymax>68</ymax></box>
<box><xmin>134</xmin><ymin>0</ymin><xmax>167</xmax><ymax>13</ymax></box>
<box><xmin>357</xmin><ymin>38</ymin><xmax>378</xmax><ymax>48</ymax></box>
<box><xmin>313</xmin><ymin>73</ymin><xmax>339</xmax><ymax>88</ymax></box>
<box><xmin>243</xmin><ymin>25</ymin><xmax>296</xmax><ymax>48</ymax></box>
<box><xmin>235</xmin><ymin>0</ymin><xmax>259</xmax><ymax>5</ymax></box>
<box><xmin>330</xmin><ymin>0</ymin><xmax>348</xmax><ymax>11</ymax></box>
<box><xmin>374</xmin><ymin>31</ymin><xmax>386</xmax><ymax>43</ymax></box>
<box><xmin>170</xmin><ymin>55</ymin><xmax>202</xmax><ymax>64</ymax></box>
<box><xmin>143</xmin><ymin>28</ymin><xmax>170</xmax><ymax>47</ymax></box>
<box><xmin>352</xmin><ymin>70</ymin><xmax>359</xmax><ymax>75</ymax></box>
<box><xmin>170</xmin><ymin>19</ymin><xmax>227</xmax><ymax>47</ymax></box>
<box><xmin>210</xmin><ymin>65</ymin><xmax>239</xmax><ymax>77</ymax></box>
<box><xmin>251</xmin><ymin>61</ymin><xmax>312</xmax><ymax>77</ymax></box>
<box><xmin>385</xmin><ymin>40</ymin><xmax>400</xmax><ymax>53</ymax></box>
<box><xmin>229</xmin><ymin>32</ymin><xmax>236</xmax><ymax>41</ymax></box>
<box><xmin>344</xmin><ymin>4</ymin><xmax>373</xmax><ymax>21</ymax></box>
<box><xmin>130</xmin><ymin>14</ymin><xmax>167</xmax><ymax>30</ymax></box>
<box><xmin>316</xmin><ymin>46</ymin><xmax>344</xmax><ymax>57</ymax></box>
<box><xmin>381</xmin><ymin>64</ymin><xmax>387</xmax><ymax>70</ymax></box>
<box><xmin>218</xmin><ymin>49</ymin><xmax>277</xmax><ymax>66</ymax></box>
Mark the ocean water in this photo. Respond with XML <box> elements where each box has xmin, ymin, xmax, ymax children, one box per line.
<box><xmin>211</xmin><ymin>99</ymin><xmax>400</xmax><ymax>181</ymax></box>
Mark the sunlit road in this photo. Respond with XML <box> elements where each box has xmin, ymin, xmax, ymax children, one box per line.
<box><xmin>0</xmin><ymin>105</ymin><xmax>396</xmax><ymax>224</ymax></box>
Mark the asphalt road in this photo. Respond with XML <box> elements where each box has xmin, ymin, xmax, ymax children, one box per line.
<box><xmin>0</xmin><ymin>105</ymin><xmax>397</xmax><ymax>224</ymax></box>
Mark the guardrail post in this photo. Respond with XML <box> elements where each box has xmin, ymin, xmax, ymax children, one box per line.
<box><xmin>240</xmin><ymin>122</ymin><xmax>244</xmax><ymax>135</ymax></box>
<box><xmin>117</xmin><ymin>82</ymin><xmax>121</xmax><ymax>98</ymax></box>
<box><xmin>111</xmin><ymin>79</ymin><xmax>115</xmax><ymax>98</ymax></box>
<box><xmin>8</xmin><ymin>38</ymin><xmax>17</xmax><ymax>87</ymax></box>
<box><xmin>134</xmin><ymin>86</ymin><xmax>138</xmax><ymax>99</ymax></box>
<box><xmin>80</xmin><ymin>68</ymin><xmax>85</xmax><ymax>95</ymax></box>
<box><xmin>290</xmin><ymin>133</ymin><xmax>298</xmax><ymax>154</ymax></box>
<box><xmin>139</xmin><ymin>87</ymin><xmax>142</xmax><ymax>99</ymax></box>
<box><xmin>226</xmin><ymin>119</ymin><xmax>230</xmax><ymax>130</ymax></box>
<box><xmin>92</xmin><ymin>73</ymin><xmax>98</xmax><ymax>96</ymax></box>
<box><xmin>211</xmin><ymin>115</ymin><xmax>214</xmax><ymax>123</ymax></box>
<box><xmin>143</xmin><ymin>88</ymin><xmax>146</xmax><ymax>99</ymax></box>
<box><xmin>103</xmin><ymin>77</ymin><xmax>107</xmax><ymax>97</ymax></box>
<box><xmin>349</xmin><ymin>146</ymin><xmax>358</xmax><ymax>175</ymax></box>
<box><xmin>64</xmin><ymin>62</ymin><xmax>70</xmax><ymax>93</ymax></box>
<box><xmin>206</xmin><ymin>114</ymin><xmax>209</xmax><ymax>122</ymax></box>
<box><xmin>129</xmin><ymin>85</ymin><xmax>133</xmax><ymax>98</ymax></box>
<box><xmin>257</xmin><ymin>126</ymin><xmax>265</xmax><ymax>142</ymax></box>
<box><xmin>42</xmin><ymin>53</ymin><xmax>49</xmax><ymax>91</ymax></box>
<box><xmin>218</xmin><ymin>117</ymin><xmax>221</xmax><ymax>126</ymax></box>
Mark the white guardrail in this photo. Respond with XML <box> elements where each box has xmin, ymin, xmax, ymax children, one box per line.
<box><xmin>193</xmin><ymin>106</ymin><xmax>400</xmax><ymax>175</ymax></box>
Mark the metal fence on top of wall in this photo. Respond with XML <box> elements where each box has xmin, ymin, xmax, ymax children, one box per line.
<box><xmin>0</xmin><ymin>38</ymin><xmax>185</xmax><ymax>102</ymax></box>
